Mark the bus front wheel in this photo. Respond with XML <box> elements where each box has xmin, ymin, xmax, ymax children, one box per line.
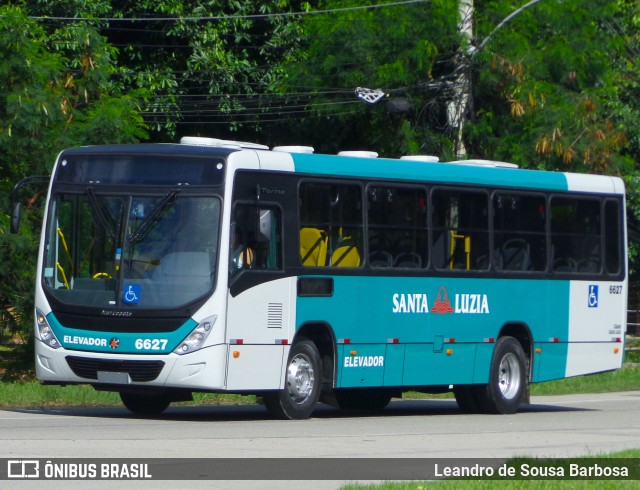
<box><xmin>120</xmin><ymin>392</ymin><xmax>171</xmax><ymax>415</ymax></box>
<box><xmin>475</xmin><ymin>336</ymin><xmax>527</xmax><ymax>414</ymax></box>
<box><xmin>263</xmin><ymin>339</ymin><xmax>322</xmax><ymax>420</ymax></box>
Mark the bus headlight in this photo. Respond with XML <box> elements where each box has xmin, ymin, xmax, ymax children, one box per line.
<box><xmin>36</xmin><ymin>309</ymin><xmax>61</xmax><ymax>349</ymax></box>
<box><xmin>174</xmin><ymin>315</ymin><xmax>217</xmax><ymax>355</ymax></box>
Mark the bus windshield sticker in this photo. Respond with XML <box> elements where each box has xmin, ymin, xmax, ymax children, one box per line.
<box><xmin>123</xmin><ymin>284</ymin><xmax>141</xmax><ymax>304</ymax></box>
<box><xmin>588</xmin><ymin>285</ymin><xmax>599</xmax><ymax>308</ymax></box>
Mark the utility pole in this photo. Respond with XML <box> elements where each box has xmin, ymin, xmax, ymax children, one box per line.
<box><xmin>448</xmin><ymin>0</ymin><xmax>474</xmax><ymax>158</ymax></box>
<box><xmin>449</xmin><ymin>0</ymin><xmax>546</xmax><ymax>158</ymax></box>
<box><xmin>356</xmin><ymin>0</ymin><xmax>547</xmax><ymax>159</ymax></box>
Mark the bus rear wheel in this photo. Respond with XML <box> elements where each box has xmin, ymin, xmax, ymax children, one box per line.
<box><xmin>263</xmin><ymin>339</ymin><xmax>322</xmax><ymax>420</ymax></box>
<box><xmin>475</xmin><ymin>336</ymin><xmax>527</xmax><ymax>414</ymax></box>
<box><xmin>119</xmin><ymin>392</ymin><xmax>171</xmax><ymax>415</ymax></box>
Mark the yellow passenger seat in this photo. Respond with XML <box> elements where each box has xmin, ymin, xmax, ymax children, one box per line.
<box><xmin>300</xmin><ymin>228</ymin><xmax>328</xmax><ymax>266</ymax></box>
<box><xmin>331</xmin><ymin>245</ymin><xmax>361</xmax><ymax>267</ymax></box>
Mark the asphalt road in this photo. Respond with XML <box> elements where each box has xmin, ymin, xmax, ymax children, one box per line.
<box><xmin>1</xmin><ymin>391</ymin><xmax>639</xmax><ymax>488</ymax></box>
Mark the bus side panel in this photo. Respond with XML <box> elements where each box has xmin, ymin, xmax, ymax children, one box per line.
<box><xmin>226</xmin><ymin>278</ymin><xmax>296</xmax><ymax>344</ymax></box>
<box><xmin>568</xmin><ymin>281</ymin><xmax>626</xmax><ymax>342</ymax></box>
<box><xmin>297</xmin><ymin>276</ymin><xmax>543</xmax><ymax>389</ymax></box>
<box><xmin>337</xmin><ymin>344</ymin><xmax>386</xmax><ymax>387</ymax></box>
<box><xmin>402</xmin><ymin>343</ymin><xmax>477</xmax><ymax>386</ymax></box>
<box><xmin>564</xmin><ymin>280</ymin><xmax>625</xmax><ymax>377</ymax></box>
<box><xmin>225</xmin><ymin>344</ymin><xmax>287</xmax><ymax>390</ymax></box>
<box><xmin>532</xmin><ymin>280</ymin><xmax>570</xmax><ymax>382</ymax></box>
<box><xmin>383</xmin><ymin>344</ymin><xmax>405</xmax><ymax>386</ymax></box>
<box><xmin>472</xmin><ymin>343</ymin><xmax>494</xmax><ymax>384</ymax></box>
<box><xmin>225</xmin><ymin>278</ymin><xmax>296</xmax><ymax>390</ymax></box>
<box><xmin>401</xmin><ymin>344</ymin><xmax>430</xmax><ymax>386</ymax></box>
<box><xmin>565</xmin><ymin>343</ymin><xmax>622</xmax><ymax>378</ymax></box>
<box><xmin>297</xmin><ymin>275</ymin><xmax>624</xmax><ymax>388</ymax></box>
<box><xmin>533</xmin><ymin>342</ymin><xmax>568</xmax><ymax>382</ymax></box>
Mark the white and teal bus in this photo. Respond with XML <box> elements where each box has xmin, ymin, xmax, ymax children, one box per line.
<box><xmin>27</xmin><ymin>137</ymin><xmax>627</xmax><ymax>419</ymax></box>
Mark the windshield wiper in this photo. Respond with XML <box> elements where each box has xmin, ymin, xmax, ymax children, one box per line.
<box><xmin>129</xmin><ymin>189</ymin><xmax>178</xmax><ymax>243</ymax></box>
<box><xmin>86</xmin><ymin>187</ymin><xmax>116</xmax><ymax>239</ymax></box>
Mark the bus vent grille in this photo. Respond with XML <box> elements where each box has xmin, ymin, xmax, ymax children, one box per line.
<box><xmin>267</xmin><ymin>303</ymin><xmax>283</xmax><ymax>328</ymax></box>
<box><xmin>65</xmin><ymin>356</ymin><xmax>165</xmax><ymax>382</ymax></box>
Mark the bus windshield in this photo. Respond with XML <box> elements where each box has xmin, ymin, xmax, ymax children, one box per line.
<box><xmin>43</xmin><ymin>191</ymin><xmax>220</xmax><ymax>309</ymax></box>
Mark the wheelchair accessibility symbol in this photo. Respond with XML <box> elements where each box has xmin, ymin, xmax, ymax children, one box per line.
<box><xmin>123</xmin><ymin>284</ymin><xmax>141</xmax><ymax>304</ymax></box>
<box><xmin>588</xmin><ymin>285</ymin><xmax>599</xmax><ymax>308</ymax></box>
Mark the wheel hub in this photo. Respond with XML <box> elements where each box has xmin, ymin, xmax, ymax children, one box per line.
<box><xmin>498</xmin><ymin>352</ymin><xmax>521</xmax><ymax>400</ymax></box>
<box><xmin>286</xmin><ymin>353</ymin><xmax>315</xmax><ymax>404</ymax></box>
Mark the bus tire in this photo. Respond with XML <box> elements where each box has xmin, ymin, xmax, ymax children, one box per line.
<box><xmin>334</xmin><ymin>389</ymin><xmax>392</xmax><ymax>412</ymax></box>
<box><xmin>120</xmin><ymin>392</ymin><xmax>171</xmax><ymax>415</ymax></box>
<box><xmin>475</xmin><ymin>336</ymin><xmax>527</xmax><ymax>414</ymax></box>
<box><xmin>453</xmin><ymin>385</ymin><xmax>482</xmax><ymax>413</ymax></box>
<box><xmin>263</xmin><ymin>339</ymin><xmax>321</xmax><ymax>420</ymax></box>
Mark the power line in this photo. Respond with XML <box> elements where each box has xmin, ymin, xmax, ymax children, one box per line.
<box><xmin>24</xmin><ymin>1</ymin><xmax>429</xmax><ymax>23</ymax></box>
<box><xmin>143</xmin><ymin>109</ymin><xmax>360</xmax><ymax>125</ymax></box>
<box><xmin>141</xmin><ymin>99</ymin><xmax>360</xmax><ymax>116</ymax></box>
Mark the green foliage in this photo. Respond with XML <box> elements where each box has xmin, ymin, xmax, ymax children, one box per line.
<box><xmin>0</xmin><ymin>5</ymin><xmax>148</xmax><ymax>350</ymax></box>
<box><xmin>467</xmin><ymin>0</ymin><xmax>632</xmax><ymax>175</ymax></box>
<box><xmin>2</xmin><ymin>1</ymin><xmax>640</xmax><ymax>368</ymax></box>
<box><xmin>79</xmin><ymin>0</ymin><xmax>309</xmax><ymax>138</ymax></box>
<box><xmin>0</xmin><ymin>225</ymin><xmax>38</xmax><ymax>340</ymax></box>
<box><xmin>461</xmin><ymin>0</ymin><xmax>640</xmax><ymax>284</ymax></box>
<box><xmin>273</xmin><ymin>0</ymin><xmax>460</xmax><ymax>155</ymax></box>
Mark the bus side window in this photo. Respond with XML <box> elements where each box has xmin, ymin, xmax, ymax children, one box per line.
<box><xmin>231</xmin><ymin>204</ymin><xmax>282</xmax><ymax>274</ymax></box>
<box><xmin>431</xmin><ymin>189</ymin><xmax>489</xmax><ymax>271</ymax></box>
<box><xmin>367</xmin><ymin>185</ymin><xmax>427</xmax><ymax>269</ymax></box>
<box><xmin>551</xmin><ymin>197</ymin><xmax>601</xmax><ymax>274</ymax></box>
<box><xmin>604</xmin><ymin>199</ymin><xmax>622</xmax><ymax>275</ymax></box>
<box><xmin>493</xmin><ymin>193</ymin><xmax>546</xmax><ymax>272</ymax></box>
<box><xmin>299</xmin><ymin>182</ymin><xmax>363</xmax><ymax>268</ymax></box>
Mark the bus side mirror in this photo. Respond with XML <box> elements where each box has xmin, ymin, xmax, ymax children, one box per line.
<box><xmin>257</xmin><ymin>209</ymin><xmax>273</xmax><ymax>242</ymax></box>
<box><xmin>10</xmin><ymin>201</ymin><xmax>21</xmax><ymax>234</ymax></box>
<box><xmin>9</xmin><ymin>174</ymin><xmax>50</xmax><ymax>234</ymax></box>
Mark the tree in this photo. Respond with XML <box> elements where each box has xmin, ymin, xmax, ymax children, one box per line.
<box><xmin>466</xmin><ymin>0</ymin><xmax>640</xmax><ymax>282</ymax></box>
<box><xmin>3</xmin><ymin>1</ymin><xmax>640</xmax><ymax>352</ymax></box>
<box><xmin>0</xmin><ymin>5</ymin><xmax>147</xmax><ymax>350</ymax></box>
<box><xmin>466</xmin><ymin>0</ymin><xmax>633</xmax><ymax>175</ymax></box>
<box><xmin>23</xmin><ymin>0</ymin><xmax>310</xmax><ymax>140</ymax></box>
<box><xmin>598</xmin><ymin>0</ymin><xmax>640</xmax><ymax>283</ymax></box>
<box><xmin>0</xmin><ymin>0</ymin><xmax>307</xmax><ymax>358</ymax></box>
<box><xmin>271</xmin><ymin>0</ymin><xmax>461</xmax><ymax>156</ymax></box>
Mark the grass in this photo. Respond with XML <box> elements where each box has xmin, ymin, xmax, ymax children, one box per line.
<box><xmin>0</xmin><ymin>364</ymin><xmax>637</xmax><ymax>409</ymax></box>
<box><xmin>341</xmin><ymin>478</ymin><xmax>639</xmax><ymax>489</ymax></box>
<box><xmin>2</xmin><ymin>339</ymin><xmax>636</xmax><ymax>490</ymax></box>
<box><xmin>400</xmin><ymin>364</ymin><xmax>640</xmax><ymax>400</ymax></box>
<box><xmin>339</xmin><ymin>364</ymin><xmax>640</xmax><ymax>490</ymax></box>
<box><xmin>1</xmin><ymin>343</ymin><xmax>638</xmax><ymax>489</ymax></box>
<box><xmin>0</xmin><ymin>382</ymin><xmax>258</xmax><ymax>408</ymax></box>
<box><xmin>339</xmin><ymin>450</ymin><xmax>640</xmax><ymax>489</ymax></box>
<box><xmin>530</xmin><ymin>364</ymin><xmax>640</xmax><ymax>396</ymax></box>
<box><xmin>342</xmin><ymin>480</ymin><xmax>639</xmax><ymax>490</ymax></box>
<box><xmin>1</xmin><ymin>334</ymin><xmax>639</xmax><ymax>408</ymax></box>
